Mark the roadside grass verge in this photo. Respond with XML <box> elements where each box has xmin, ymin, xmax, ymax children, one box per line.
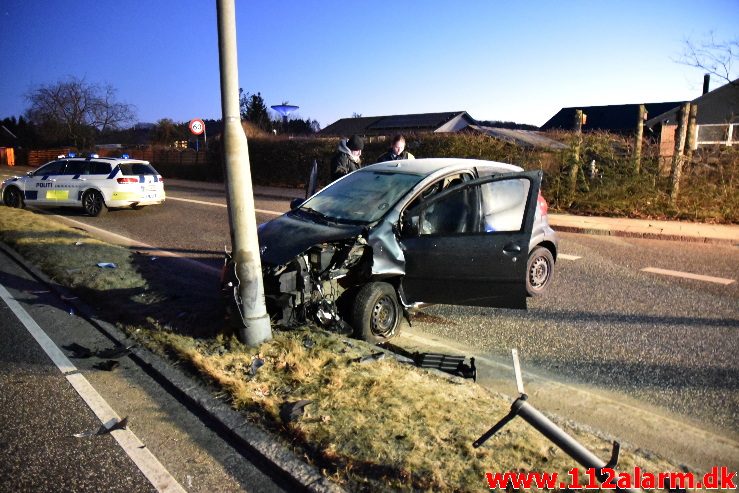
<box><xmin>0</xmin><ymin>206</ymin><xmax>712</xmax><ymax>491</ymax></box>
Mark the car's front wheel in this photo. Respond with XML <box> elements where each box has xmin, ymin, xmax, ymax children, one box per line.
<box><xmin>526</xmin><ymin>246</ymin><xmax>554</xmax><ymax>296</ymax></box>
<box><xmin>3</xmin><ymin>186</ymin><xmax>25</xmax><ymax>209</ymax></box>
<box><xmin>82</xmin><ymin>190</ymin><xmax>107</xmax><ymax>217</ymax></box>
<box><xmin>351</xmin><ymin>282</ymin><xmax>401</xmax><ymax>343</ymax></box>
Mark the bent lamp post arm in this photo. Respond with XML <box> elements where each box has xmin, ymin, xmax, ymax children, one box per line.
<box><xmin>474</xmin><ymin>351</ymin><xmax>642</xmax><ymax>493</ymax></box>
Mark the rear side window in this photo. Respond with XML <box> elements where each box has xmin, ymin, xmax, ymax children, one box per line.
<box><xmin>61</xmin><ymin>161</ymin><xmax>112</xmax><ymax>175</ymax></box>
<box><xmin>88</xmin><ymin>161</ymin><xmax>112</xmax><ymax>174</ymax></box>
<box><xmin>119</xmin><ymin>163</ymin><xmax>158</xmax><ymax>175</ymax></box>
<box><xmin>64</xmin><ymin>161</ymin><xmax>87</xmax><ymax>175</ymax></box>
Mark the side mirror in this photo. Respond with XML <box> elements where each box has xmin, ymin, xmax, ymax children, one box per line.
<box><xmin>290</xmin><ymin>198</ymin><xmax>305</xmax><ymax>210</ymax></box>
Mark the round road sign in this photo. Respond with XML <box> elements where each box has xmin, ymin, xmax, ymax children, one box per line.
<box><xmin>189</xmin><ymin>119</ymin><xmax>205</xmax><ymax>135</ymax></box>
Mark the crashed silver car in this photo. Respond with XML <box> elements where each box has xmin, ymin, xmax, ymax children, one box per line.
<box><xmin>227</xmin><ymin>158</ymin><xmax>558</xmax><ymax>343</ymax></box>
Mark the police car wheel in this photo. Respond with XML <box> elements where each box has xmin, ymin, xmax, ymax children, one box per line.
<box><xmin>3</xmin><ymin>186</ymin><xmax>25</xmax><ymax>209</ymax></box>
<box><xmin>82</xmin><ymin>190</ymin><xmax>107</xmax><ymax>217</ymax></box>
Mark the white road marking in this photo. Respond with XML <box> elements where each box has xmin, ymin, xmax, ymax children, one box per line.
<box><xmin>0</xmin><ymin>282</ymin><xmax>186</xmax><ymax>493</ymax></box>
<box><xmin>641</xmin><ymin>267</ymin><xmax>735</xmax><ymax>285</ymax></box>
<box><xmin>167</xmin><ymin>196</ymin><xmax>283</xmax><ymax>215</ymax></box>
<box><xmin>558</xmin><ymin>253</ymin><xmax>581</xmax><ymax>260</ymax></box>
<box><xmin>0</xmin><ymin>283</ymin><xmax>77</xmax><ymax>373</ymax></box>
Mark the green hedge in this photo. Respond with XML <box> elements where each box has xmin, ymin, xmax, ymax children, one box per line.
<box><xmin>150</xmin><ymin>131</ymin><xmax>738</xmax><ymax>223</ymax></box>
<box><xmin>172</xmin><ymin>133</ymin><xmax>560</xmax><ymax>189</ymax></box>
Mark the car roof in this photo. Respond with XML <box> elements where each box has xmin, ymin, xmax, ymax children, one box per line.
<box><xmin>361</xmin><ymin>158</ymin><xmax>523</xmax><ymax>175</ymax></box>
<box><xmin>61</xmin><ymin>156</ymin><xmax>150</xmax><ymax>164</ymax></box>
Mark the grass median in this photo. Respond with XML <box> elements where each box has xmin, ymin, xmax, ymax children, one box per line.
<box><xmin>0</xmin><ymin>205</ymin><xmax>710</xmax><ymax>492</ymax></box>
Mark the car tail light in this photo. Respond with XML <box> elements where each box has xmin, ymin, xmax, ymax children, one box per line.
<box><xmin>117</xmin><ymin>177</ymin><xmax>139</xmax><ymax>184</ymax></box>
<box><xmin>537</xmin><ymin>191</ymin><xmax>549</xmax><ymax>216</ymax></box>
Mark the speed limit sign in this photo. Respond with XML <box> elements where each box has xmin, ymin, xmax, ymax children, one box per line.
<box><xmin>189</xmin><ymin>119</ymin><xmax>205</xmax><ymax>135</ymax></box>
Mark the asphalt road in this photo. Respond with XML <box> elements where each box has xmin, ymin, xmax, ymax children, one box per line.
<box><xmin>0</xmin><ymin>247</ymin><xmax>296</xmax><ymax>492</ymax></box>
<box><xmin>9</xmin><ymin>182</ymin><xmax>739</xmax><ymax>473</ymax></box>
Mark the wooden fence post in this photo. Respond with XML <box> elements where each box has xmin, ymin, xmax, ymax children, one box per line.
<box><xmin>669</xmin><ymin>102</ymin><xmax>691</xmax><ymax>204</ymax></box>
<box><xmin>634</xmin><ymin>104</ymin><xmax>645</xmax><ymax>173</ymax></box>
<box><xmin>685</xmin><ymin>104</ymin><xmax>698</xmax><ymax>162</ymax></box>
<box><xmin>568</xmin><ymin>110</ymin><xmax>583</xmax><ymax>197</ymax></box>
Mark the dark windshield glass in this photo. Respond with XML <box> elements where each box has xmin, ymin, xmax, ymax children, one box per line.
<box><xmin>33</xmin><ymin>161</ymin><xmax>66</xmax><ymax>176</ymax></box>
<box><xmin>300</xmin><ymin>169</ymin><xmax>424</xmax><ymax>224</ymax></box>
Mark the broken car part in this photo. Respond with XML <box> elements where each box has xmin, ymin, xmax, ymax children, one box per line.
<box><xmin>473</xmin><ymin>350</ymin><xmax>642</xmax><ymax>493</ymax></box>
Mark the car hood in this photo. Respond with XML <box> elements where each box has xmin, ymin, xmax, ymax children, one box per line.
<box><xmin>258</xmin><ymin>212</ymin><xmax>365</xmax><ymax>265</ymax></box>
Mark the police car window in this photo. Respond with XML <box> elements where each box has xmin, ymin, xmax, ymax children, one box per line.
<box><xmin>64</xmin><ymin>161</ymin><xmax>88</xmax><ymax>175</ymax></box>
<box><xmin>89</xmin><ymin>161</ymin><xmax>112</xmax><ymax>174</ymax></box>
<box><xmin>33</xmin><ymin>161</ymin><xmax>66</xmax><ymax>176</ymax></box>
<box><xmin>120</xmin><ymin>163</ymin><xmax>157</xmax><ymax>175</ymax></box>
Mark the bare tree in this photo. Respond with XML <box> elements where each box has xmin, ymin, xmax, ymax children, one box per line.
<box><xmin>25</xmin><ymin>76</ymin><xmax>136</xmax><ymax>148</ymax></box>
<box><xmin>678</xmin><ymin>33</ymin><xmax>738</xmax><ymax>86</ymax></box>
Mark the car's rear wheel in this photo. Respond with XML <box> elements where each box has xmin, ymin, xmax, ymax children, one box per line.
<box><xmin>351</xmin><ymin>282</ymin><xmax>401</xmax><ymax>343</ymax></box>
<box><xmin>3</xmin><ymin>186</ymin><xmax>25</xmax><ymax>209</ymax></box>
<box><xmin>526</xmin><ymin>246</ymin><xmax>554</xmax><ymax>296</ymax></box>
<box><xmin>82</xmin><ymin>190</ymin><xmax>107</xmax><ymax>216</ymax></box>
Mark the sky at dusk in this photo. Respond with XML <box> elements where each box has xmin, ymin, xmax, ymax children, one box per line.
<box><xmin>1</xmin><ymin>0</ymin><xmax>737</xmax><ymax>129</ymax></box>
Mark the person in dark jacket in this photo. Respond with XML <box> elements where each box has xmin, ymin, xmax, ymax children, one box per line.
<box><xmin>376</xmin><ymin>134</ymin><xmax>415</xmax><ymax>162</ymax></box>
<box><xmin>330</xmin><ymin>135</ymin><xmax>364</xmax><ymax>181</ymax></box>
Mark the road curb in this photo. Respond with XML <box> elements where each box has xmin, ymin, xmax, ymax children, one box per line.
<box><xmin>0</xmin><ymin>241</ymin><xmax>345</xmax><ymax>493</ymax></box>
<box><xmin>550</xmin><ymin>224</ymin><xmax>736</xmax><ymax>245</ymax></box>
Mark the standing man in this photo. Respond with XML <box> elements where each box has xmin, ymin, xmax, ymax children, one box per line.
<box><xmin>377</xmin><ymin>134</ymin><xmax>415</xmax><ymax>162</ymax></box>
<box><xmin>330</xmin><ymin>135</ymin><xmax>364</xmax><ymax>181</ymax></box>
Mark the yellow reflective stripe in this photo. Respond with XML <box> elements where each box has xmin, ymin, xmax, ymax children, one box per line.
<box><xmin>45</xmin><ymin>190</ymin><xmax>69</xmax><ymax>200</ymax></box>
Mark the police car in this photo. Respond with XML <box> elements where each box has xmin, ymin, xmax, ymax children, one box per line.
<box><xmin>1</xmin><ymin>154</ymin><xmax>165</xmax><ymax>216</ymax></box>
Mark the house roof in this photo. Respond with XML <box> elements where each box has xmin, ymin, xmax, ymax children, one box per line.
<box><xmin>319</xmin><ymin>111</ymin><xmax>475</xmax><ymax>136</ymax></box>
<box><xmin>646</xmin><ymin>79</ymin><xmax>739</xmax><ymax>127</ymax></box>
<box><xmin>468</xmin><ymin>125</ymin><xmax>568</xmax><ymax>150</ymax></box>
<box><xmin>541</xmin><ymin>102</ymin><xmax>685</xmax><ymax>132</ymax></box>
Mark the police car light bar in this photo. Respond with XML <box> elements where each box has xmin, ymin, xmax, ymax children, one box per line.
<box><xmin>121</xmin><ymin>154</ymin><xmax>129</xmax><ymax>159</ymax></box>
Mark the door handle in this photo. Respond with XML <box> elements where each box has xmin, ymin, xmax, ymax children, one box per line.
<box><xmin>503</xmin><ymin>243</ymin><xmax>522</xmax><ymax>253</ymax></box>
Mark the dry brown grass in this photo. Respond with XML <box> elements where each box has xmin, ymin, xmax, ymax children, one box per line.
<box><xmin>134</xmin><ymin>325</ymin><xmax>697</xmax><ymax>492</ymax></box>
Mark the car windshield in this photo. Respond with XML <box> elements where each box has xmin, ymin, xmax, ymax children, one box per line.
<box><xmin>298</xmin><ymin>169</ymin><xmax>425</xmax><ymax>224</ymax></box>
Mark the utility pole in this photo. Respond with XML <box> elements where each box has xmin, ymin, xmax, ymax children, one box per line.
<box><xmin>216</xmin><ymin>0</ymin><xmax>272</xmax><ymax>345</ymax></box>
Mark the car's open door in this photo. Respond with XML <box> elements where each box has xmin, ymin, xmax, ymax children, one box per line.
<box><xmin>398</xmin><ymin>170</ymin><xmax>541</xmax><ymax>309</ymax></box>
